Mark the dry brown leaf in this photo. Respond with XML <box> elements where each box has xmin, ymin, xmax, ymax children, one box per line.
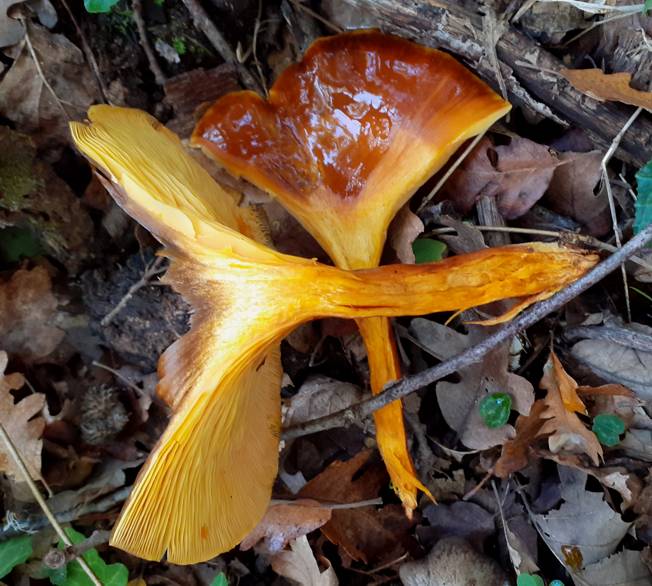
<box><xmin>299</xmin><ymin>450</ymin><xmax>413</xmax><ymax>565</ymax></box>
<box><xmin>241</xmin><ymin>499</ymin><xmax>332</xmax><ymax>554</ymax></box>
<box><xmin>538</xmin><ymin>352</ymin><xmax>602</xmax><ymax>465</ymax></box>
<box><xmin>440</xmin><ymin>136</ymin><xmax>559</xmax><ymax>219</ymax></box>
<box><xmin>271</xmin><ymin>536</ymin><xmax>338</xmax><ymax>586</ymax></box>
<box><xmin>0</xmin><ymin>23</ymin><xmax>99</xmax><ymax>145</ymax></box>
<box><xmin>0</xmin><ymin>266</ymin><xmax>65</xmax><ymax>361</ymax></box>
<box><xmin>544</xmin><ymin>150</ymin><xmax>611</xmax><ymax>237</ymax></box>
<box><xmin>561</xmin><ymin>68</ymin><xmax>652</xmax><ymax>110</ymax></box>
<box><xmin>388</xmin><ymin>205</ymin><xmax>424</xmax><ymax>264</ymax></box>
<box><xmin>495</xmin><ymin>400</ymin><xmax>547</xmax><ymax>478</ymax></box>
<box><xmin>0</xmin><ymin>351</ymin><xmax>45</xmax><ymax>480</ymax></box>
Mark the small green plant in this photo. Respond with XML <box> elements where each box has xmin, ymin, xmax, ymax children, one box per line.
<box><xmin>210</xmin><ymin>573</ymin><xmax>229</xmax><ymax>586</ymax></box>
<box><xmin>84</xmin><ymin>0</ymin><xmax>119</xmax><ymax>13</ymax></box>
<box><xmin>172</xmin><ymin>37</ymin><xmax>187</xmax><ymax>56</ymax></box>
<box><xmin>592</xmin><ymin>414</ymin><xmax>626</xmax><ymax>447</ymax></box>
<box><xmin>516</xmin><ymin>574</ymin><xmax>545</xmax><ymax>586</ymax></box>
<box><xmin>0</xmin><ymin>535</ymin><xmax>32</xmax><ymax>579</ymax></box>
<box><xmin>412</xmin><ymin>238</ymin><xmax>446</xmax><ymax>263</ymax></box>
<box><xmin>635</xmin><ymin>158</ymin><xmax>652</xmax><ymax>237</ymax></box>
<box><xmin>479</xmin><ymin>392</ymin><xmax>512</xmax><ymax>428</ymax></box>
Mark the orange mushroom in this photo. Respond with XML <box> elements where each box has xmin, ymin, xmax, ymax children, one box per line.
<box><xmin>70</xmin><ymin>105</ymin><xmax>596</xmax><ymax>564</ymax></box>
<box><xmin>192</xmin><ymin>30</ymin><xmax>511</xmax><ymax>511</ymax></box>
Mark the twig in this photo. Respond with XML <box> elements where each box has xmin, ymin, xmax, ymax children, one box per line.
<box><xmin>417</xmin><ymin>132</ymin><xmax>486</xmax><ymax>213</ymax></box>
<box><xmin>601</xmin><ymin>106</ymin><xmax>643</xmax><ymax>322</ymax></box>
<box><xmin>289</xmin><ymin>0</ymin><xmax>343</xmax><ymax>33</ymax></box>
<box><xmin>0</xmin><ymin>487</ymin><xmax>132</xmax><ymax>540</ymax></box>
<box><xmin>59</xmin><ymin>0</ymin><xmax>109</xmax><ymax>103</ymax></box>
<box><xmin>179</xmin><ymin>0</ymin><xmax>261</xmax><ymax>92</ymax></box>
<box><xmin>0</xmin><ymin>423</ymin><xmax>102</xmax><ymax>585</ymax></box>
<box><xmin>283</xmin><ymin>223</ymin><xmax>652</xmax><ymax>439</ymax></box>
<box><xmin>251</xmin><ymin>0</ymin><xmax>268</xmax><ymax>97</ymax></box>
<box><xmin>43</xmin><ymin>530</ymin><xmax>111</xmax><ymax>570</ymax></box>
<box><xmin>132</xmin><ymin>0</ymin><xmax>166</xmax><ymax>87</ymax></box>
<box><xmin>100</xmin><ymin>257</ymin><xmax>166</xmax><ymax>326</ymax></box>
<box><xmin>91</xmin><ymin>361</ymin><xmax>145</xmax><ymax>396</ymax></box>
<box><xmin>269</xmin><ymin>497</ymin><xmax>382</xmax><ymax>509</ymax></box>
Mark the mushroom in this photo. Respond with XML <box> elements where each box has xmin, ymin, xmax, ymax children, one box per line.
<box><xmin>192</xmin><ymin>31</ymin><xmax>512</xmax><ymax>511</ymax></box>
<box><xmin>70</xmin><ymin>105</ymin><xmax>596</xmax><ymax>564</ymax></box>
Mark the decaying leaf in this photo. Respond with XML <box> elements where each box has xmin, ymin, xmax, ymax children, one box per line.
<box><xmin>0</xmin><ymin>351</ymin><xmax>45</xmax><ymax>480</ymax></box>
<box><xmin>299</xmin><ymin>450</ymin><xmax>413</xmax><ymax>565</ymax></box>
<box><xmin>388</xmin><ymin>206</ymin><xmax>424</xmax><ymax>264</ymax></box>
<box><xmin>538</xmin><ymin>352</ymin><xmax>603</xmax><ymax>465</ymax></box>
<box><xmin>283</xmin><ymin>376</ymin><xmax>363</xmax><ymax>428</ymax></box>
<box><xmin>561</xmin><ymin>68</ymin><xmax>652</xmax><ymax>110</ymax></box>
<box><xmin>241</xmin><ymin>499</ymin><xmax>332</xmax><ymax>554</ymax></box>
<box><xmin>0</xmin><ymin>0</ymin><xmax>56</xmax><ymax>48</ymax></box>
<box><xmin>70</xmin><ymin>105</ymin><xmax>597</xmax><ymax>564</ymax></box>
<box><xmin>410</xmin><ymin>318</ymin><xmax>534</xmax><ymax>449</ymax></box>
<box><xmin>0</xmin><ymin>266</ymin><xmax>65</xmax><ymax>361</ymax></box>
<box><xmin>534</xmin><ymin>467</ymin><xmax>630</xmax><ymax>568</ymax></box>
<box><xmin>271</xmin><ymin>536</ymin><xmax>338</xmax><ymax>586</ymax></box>
<box><xmin>439</xmin><ymin>136</ymin><xmax>559</xmax><ymax>219</ymax></box>
<box><xmin>399</xmin><ymin>537</ymin><xmax>509</xmax><ymax>586</ymax></box>
<box><xmin>571</xmin><ymin>322</ymin><xmax>652</xmax><ymax>401</ymax></box>
<box><xmin>0</xmin><ymin>23</ymin><xmax>99</xmax><ymax>145</ymax></box>
<box><xmin>574</xmin><ymin>549</ymin><xmax>651</xmax><ymax>586</ymax></box>
<box><xmin>544</xmin><ymin>150</ymin><xmax>611</xmax><ymax>236</ymax></box>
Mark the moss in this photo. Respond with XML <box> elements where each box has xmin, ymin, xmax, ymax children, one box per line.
<box><xmin>0</xmin><ymin>128</ymin><xmax>41</xmax><ymax>211</ymax></box>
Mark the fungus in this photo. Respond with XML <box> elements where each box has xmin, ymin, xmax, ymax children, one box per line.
<box><xmin>71</xmin><ymin>105</ymin><xmax>596</xmax><ymax>564</ymax></box>
<box><xmin>192</xmin><ymin>31</ymin><xmax>512</xmax><ymax>510</ymax></box>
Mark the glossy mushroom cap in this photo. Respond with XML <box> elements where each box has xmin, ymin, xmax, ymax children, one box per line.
<box><xmin>193</xmin><ymin>30</ymin><xmax>511</xmax><ymax>269</ymax></box>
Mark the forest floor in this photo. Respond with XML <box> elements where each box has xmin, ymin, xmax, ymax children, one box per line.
<box><xmin>0</xmin><ymin>1</ymin><xmax>651</xmax><ymax>585</ymax></box>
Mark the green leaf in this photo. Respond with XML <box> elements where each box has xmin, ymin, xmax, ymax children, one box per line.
<box><xmin>210</xmin><ymin>573</ymin><xmax>229</xmax><ymax>586</ymax></box>
<box><xmin>635</xmin><ymin>158</ymin><xmax>652</xmax><ymax>236</ymax></box>
<box><xmin>0</xmin><ymin>535</ymin><xmax>32</xmax><ymax>579</ymax></box>
<box><xmin>479</xmin><ymin>392</ymin><xmax>512</xmax><ymax>428</ymax></box>
<box><xmin>412</xmin><ymin>238</ymin><xmax>446</xmax><ymax>264</ymax></box>
<box><xmin>48</xmin><ymin>528</ymin><xmax>128</xmax><ymax>586</ymax></box>
<box><xmin>592</xmin><ymin>414</ymin><xmax>626</xmax><ymax>447</ymax></box>
<box><xmin>516</xmin><ymin>574</ymin><xmax>545</xmax><ymax>586</ymax></box>
<box><xmin>83</xmin><ymin>0</ymin><xmax>119</xmax><ymax>13</ymax></box>
<box><xmin>645</xmin><ymin>0</ymin><xmax>652</xmax><ymax>15</ymax></box>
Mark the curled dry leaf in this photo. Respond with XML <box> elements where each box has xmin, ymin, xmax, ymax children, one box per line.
<box><xmin>388</xmin><ymin>206</ymin><xmax>424</xmax><ymax>264</ymax></box>
<box><xmin>538</xmin><ymin>351</ymin><xmax>602</xmax><ymax>465</ymax></box>
<box><xmin>574</xmin><ymin>549</ymin><xmax>651</xmax><ymax>586</ymax></box>
<box><xmin>0</xmin><ymin>266</ymin><xmax>65</xmax><ymax>361</ymax></box>
<box><xmin>561</xmin><ymin>68</ymin><xmax>652</xmax><ymax>110</ymax></box>
<box><xmin>439</xmin><ymin>136</ymin><xmax>559</xmax><ymax>219</ymax></box>
<box><xmin>271</xmin><ymin>535</ymin><xmax>338</xmax><ymax>586</ymax></box>
<box><xmin>0</xmin><ymin>351</ymin><xmax>45</xmax><ymax>480</ymax></box>
<box><xmin>241</xmin><ymin>499</ymin><xmax>332</xmax><ymax>554</ymax></box>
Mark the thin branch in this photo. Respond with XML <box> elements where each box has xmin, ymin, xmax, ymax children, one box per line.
<box><xmin>601</xmin><ymin>106</ymin><xmax>643</xmax><ymax>322</ymax></box>
<box><xmin>289</xmin><ymin>0</ymin><xmax>343</xmax><ymax>33</ymax></box>
<box><xmin>132</xmin><ymin>0</ymin><xmax>166</xmax><ymax>87</ymax></box>
<box><xmin>283</xmin><ymin>223</ymin><xmax>652</xmax><ymax>439</ymax></box>
<box><xmin>180</xmin><ymin>0</ymin><xmax>262</xmax><ymax>92</ymax></box>
<box><xmin>269</xmin><ymin>497</ymin><xmax>382</xmax><ymax>509</ymax></box>
<box><xmin>100</xmin><ymin>257</ymin><xmax>166</xmax><ymax>326</ymax></box>
<box><xmin>0</xmin><ymin>423</ymin><xmax>101</xmax><ymax>585</ymax></box>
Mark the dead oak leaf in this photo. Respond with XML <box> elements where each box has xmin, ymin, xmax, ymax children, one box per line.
<box><xmin>561</xmin><ymin>68</ymin><xmax>652</xmax><ymax>111</ymax></box>
<box><xmin>538</xmin><ymin>351</ymin><xmax>602</xmax><ymax>465</ymax></box>
<box><xmin>440</xmin><ymin>136</ymin><xmax>559</xmax><ymax>219</ymax></box>
<box><xmin>388</xmin><ymin>205</ymin><xmax>424</xmax><ymax>264</ymax></box>
<box><xmin>0</xmin><ymin>266</ymin><xmax>65</xmax><ymax>361</ymax></box>
<box><xmin>241</xmin><ymin>499</ymin><xmax>332</xmax><ymax>554</ymax></box>
<box><xmin>0</xmin><ymin>351</ymin><xmax>45</xmax><ymax>480</ymax></box>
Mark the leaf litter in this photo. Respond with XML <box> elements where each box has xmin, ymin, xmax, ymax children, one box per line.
<box><xmin>0</xmin><ymin>0</ymin><xmax>651</xmax><ymax>584</ymax></box>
